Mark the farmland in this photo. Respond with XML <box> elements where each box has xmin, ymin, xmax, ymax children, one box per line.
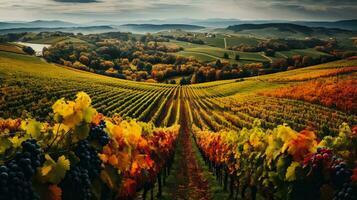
<box><xmin>0</xmin><ymin>34</ymin><xmax>357</xmax><ymax>200</ymax></box>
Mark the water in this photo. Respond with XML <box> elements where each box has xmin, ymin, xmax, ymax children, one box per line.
<box><xmin>15</xmin><ymin>42</ymin><xmax>51</xmax><ymax>56</ymax></box>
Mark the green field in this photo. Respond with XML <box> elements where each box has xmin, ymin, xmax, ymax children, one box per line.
<box><xmin>0</xmin><ymin>43</ymin><xmax>26</xmax><ymax>54</ymax></box>
<box><xmin>28</xmin><ymin>36</ymin><xmax>89</xmax><ymax>45</ymax></box>
<box><xmin>1</xmin><ymin>50</ymin><xmax>355</xmax><ymax>123</ymax></box>
<box><xmin>276</xmin><ymin>48</ymin><xmax>331</xmax><ymax>59</ymax></box>
<box><xmin>0</xmin><ymin>51</ymin><xmax>178</xmax><ymax>125</ymax></box>
<box><xmin>169</xmin><ymin>40</ymin><xmax>269</xmax><ymax>64</ymax></box>
<box><xmin>197</xmin><ymin>33</ymin><xmax>261</xmax><ymax>48</ymax></box>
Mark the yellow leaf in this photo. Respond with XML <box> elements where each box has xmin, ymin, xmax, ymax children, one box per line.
<box><xmin>40</xmin><ymin>154</ymin><xmax>70</xmax><ymax>184</ymax></box>
<box><xmin>285</xmin><ymin>161</ymin><xmax>300</xmax><ymax>182</ymax></box>
<box><xmin>75</xmin><ymin>91</ymin><xmax>92</xmax><ymax>110</ymax></box>
<box><xmin>21</xmin><ymin>119</ymin><xmax>42</xmax><ymax>139</ymax></box>
<box><xmin>9</xmin><ymin>136</ymin><xmax>28</xmax><ymax>148</ymax></box>
<box><xmin>41</xmin><ymin>165</ymin><xmax>53</xmax><ymax>176</ymax></box>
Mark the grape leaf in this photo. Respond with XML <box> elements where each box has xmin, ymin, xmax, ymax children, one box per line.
<box><xmin>9</xmin><ymin>136</ymin><xmax>28</xmax><ymax>148</ymax></box>
<box><xmin>21</xmin><ymin>119</ymin><xmax>42</xmax><ymax>139</ymax></box>
<box><xmin>40</xmin><ymin>154</ymin><xmax>70</xmax><ymax>184</ymax></box>
<box><xmin>0</xmin><ymin>137</ymin><xmax>12</xmax><ymax>154</ymax></box>
<box><xmin>73</xmin><ymin>123</ymin><xmax>90</xmax><ymax>141</ymax></box>
<box><xmin>285</xmin><ymin>161</ymin><xmax>300</xmax><ymax>182</ymax></box>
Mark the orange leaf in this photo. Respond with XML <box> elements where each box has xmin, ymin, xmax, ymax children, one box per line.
<box><xmin>46</xmin><ymin>185</ymin><xmax>62</xmax><ymax>200</ymax></box>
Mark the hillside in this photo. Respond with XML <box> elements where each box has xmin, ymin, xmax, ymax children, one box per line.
<box><xmin>295</xmin><ymin>19</ymin><xmax>357</xmax><ymax>31</ymax></box>
<box><xmin>223</xmin><ymin>23</ymin><xmax>357</xmax><ymax>49</ymax></box>
<box><xmin>1</xmin><ymin>50</ymin><xmax>356</xmax><ymax>124</ymax></box>
<box><xmin>119</xmin><ymin>24</ymin><xmax>205</xmax><ymax>33</ymax></box>
<box><xmin>227</xmin><ymin>23</ymin><xmax>352</xmax><ymax>34</ymax></box>
<box><xmin>0</xmin><ymin>20</ymin><xmax>78</xmax><ymax>29</ymax></box>
<box><xmin>0</xmin><ymin>49</ymin><xmax>356</xmax><ymax>200</ymax></box>
<box><xmin>0</xmin><ymin>26</ymin><xmax>114</xmax><ymax>35</ymax></box>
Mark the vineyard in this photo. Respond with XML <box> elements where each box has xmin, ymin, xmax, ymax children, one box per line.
<box><xmin>0</xmin><ymin>50</ymin><xmax>357</xmax><ymax>199</ymax></box>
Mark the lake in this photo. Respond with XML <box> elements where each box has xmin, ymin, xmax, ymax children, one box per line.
<box><xmin>15</xmin><ymin>42</ymin><xmax>51</xmax><ymax>56</ymax></box>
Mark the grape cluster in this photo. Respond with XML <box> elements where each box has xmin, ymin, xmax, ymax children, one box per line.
<box><xmin>89</xmin><ymin>120</ymin><xmax>109</xmax><ymax>146</ymax></box>
<box><xmin>331</xmin><ymin>157</ymin><xmax>353</xmax><ymax>187</ymax></box>
<box><xmin>60</xmin><ymin>140</ymin><xmax>103</xmax><ymax>200</ymax></box>
<box><xmin>75</xmin><ymin>140</ymin><xmax>103</xmax><ymax>179</ymax></box>
<box><xmin>0</xmin><ymin>139</ymin><xmax>42</xmax><ymax>200</ymax></box>
<box><xmin>59</xmin><ymin>165</ymin><xmax>92</xmax><ymax>200</ymax></box>
<box><xmin>303</xmin><ymin>147</ymin><xmax>332</xmax><ymax>169</ymax></box>
<box><xmin>333</xmin><ymin>182</ymin><xmax>357</xmax><ymax>200</ymax></box>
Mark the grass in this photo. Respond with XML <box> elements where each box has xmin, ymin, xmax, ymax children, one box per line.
<box><xmin>197</xmin><ymin>34</ymin><xmax>261</xmax><ymax>48</ymax></box>
<box><xmin>169</xmin><ymin>40</ymin><xmax>269</xmax><ymax>64</ymax></box>
<box><xmin>191</xmin><ymin>135</ymin><xmax>235</xmax><ymax>200</ymax></box>
<box><xmin>276</xmin><ymin>48</ymin><xmax>330</xmax><ymax>59</ymax></box>
<box><xmin>174</xmin><ymin>51</ymin><xmax>220</xmax><ymax>62</ymax></box>
<box><xmin>0</xmin><ymin>43</ymin><xmax>26</xmax><ymax>54</ymax></box>
<box><xmin>28</xmin><ymin>36</ymin><xmax>89</xmax><ymax>45</ymax></box>
<box><xmin>0</xmin><ymin>51</ymin><xmax>167</xmax><ymax>87</ymax></box>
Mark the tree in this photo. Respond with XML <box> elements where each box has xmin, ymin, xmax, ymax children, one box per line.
<box><xmin>100</xmin><ymin>60</ymin><xmax>114</xmax><ymax>70</ymax></box>
<box><xmin>79</xmin><ymin>55</ymin><xmax>89</xmax><ymax>65</ymax></box>
<box><xmin>291</xmin><ymin>55</ymin><xmax>302</xmax><ymax>67</ymax></box>
<box><xmin>145</xmin><ymin>63</ymin><xmax>153</xmax><ymax>73</ymax></box>
<box><xmin>264</xmin><ymin>49</ymin><xmax>275</xmax><ymax>57</ymax></box>
<box><xmin>302</xmin><ymin>56</ymin><xmax>313</xmax><ymax>66</ymax></box>
<box><xmin>223</xmin><ymin>52</ymin><xmax>229</xmax><ymax>59</ymax></box>
<box><xmin>215</xmin><ymin>59</ymin><xmax>223</xmax><ymax>68</ymax></box>
<box><xmin>22</xmin><ymin>46</ymin><xmax>35</xmax><ymax>55</ymax></box>
<box><xmin>179</xmin><ymin>77</ymin><xmax>190</xmax><ymax>85</ymax></box>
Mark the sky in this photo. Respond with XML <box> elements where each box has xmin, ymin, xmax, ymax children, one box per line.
<box><xmin>0</xmin><ymin>0</ymin><xmax>356</xmax><ymax>23</ymax></box>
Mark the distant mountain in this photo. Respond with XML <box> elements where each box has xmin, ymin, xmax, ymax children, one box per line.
<box><xmin>226</xmin><ymin>23</ymin><xmax>352</xmax><ymax>35</ymax></box>
<box><xmin>119</xmin><ymin>24</ymin><xmax>205</xmax><ymax>33</ymax></box>
<box><xmin>0</xmin><ymin>26</ymin><xmax>113</xmax><ymax>35</ymax></box>
<box><xmin>0</xmin><ymin>20</ymin><xmax>78</xmax><ymax>30</ymax></box>
<box><xmin>293</xmin><ymin>19</ymin><xmax>357</xmax><ymax>31</ymax></box>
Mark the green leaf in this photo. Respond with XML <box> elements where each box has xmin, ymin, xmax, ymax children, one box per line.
<box><xmin>0</xmin><ymin>137</ymin><xmax>12</xmax><ymax>155</ymax></box>
<box><xmin>40</xmin><ymin>154</ymin><xmax>70</xmax><ymax>184</ymax></box>
<box><xmin>74</xmin><ymin>123</ymin><xmax>90</xmax><ymax>141</ymax></box>
<box><xmin>277</xmin><ymin>156</ymin><xmax>289</xmax><ymax>179</ymax></box>
<box><xmin>285</xmin><ymin>161</ymin><xmax>300</xmax><ymax>182</ymax></box>
<box><xmin>9</xmin><ymin>136</ymin><xmax>28</xmax><ymax>148</ymax></box>
<box><xmin>83</xmin><ymin>107</ymin><xmax>96</xmax><ymax>123</ymax></box>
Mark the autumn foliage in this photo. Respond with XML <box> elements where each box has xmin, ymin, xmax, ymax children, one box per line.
<box><xmin>263</xmin><ymin>78</ymin><xmax>357</xmax><ymax>114</ymax></box>
<box><xmin>0</xmin><ymin>92</ymin><xmax>179</xmax><ymax>200</ymax></box>
<box><xmin>193</xmin><ymin>121</ymin><xmax>357</xmax><ymax>199</ymax></box>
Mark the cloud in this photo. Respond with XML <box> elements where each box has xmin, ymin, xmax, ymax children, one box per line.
<box><xmin>54</xmin><ymin>0</ymin><xmax>97</xmax><ymax>3</ymax></box>
<box><xmin>0</xmin><ymin>0</ymin><xmax>356</xmax><ymax>22</ymax></box>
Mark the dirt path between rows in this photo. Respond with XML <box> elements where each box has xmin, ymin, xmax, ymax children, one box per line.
<box><xmin>168</xmin><ymin>100</ymin><xmax>212</xmax><ymax>200</ymax></box>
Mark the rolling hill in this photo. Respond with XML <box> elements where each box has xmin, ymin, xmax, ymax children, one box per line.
<box><xmin>0</xmin><ymin>26</ymin><xmax>114</xmax><ymax>35</ymax></box>
<box><xmin>0</xmin><ymin>20</ymin><xmax>78</xmax><ymax>29</ymax></box>
<box><xmin>226</xmin><ymin>23</ymin><xmax>352</xmax><ymax>35</ymax></box>
<box><xmin>118</xmin><ymin>24</ymin><xmax>205</xmax><ymax>33</ymax></box>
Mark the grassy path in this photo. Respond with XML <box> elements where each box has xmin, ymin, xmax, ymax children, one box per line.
<box><xmin>163</xmin><ymin>100</ymin><xmax>212</xmax><ymax>200</ymax></box>
<box><xmin>158</xmin><ymin>94</ymin><xmax>232</xmax><ymax>200</ymax></box>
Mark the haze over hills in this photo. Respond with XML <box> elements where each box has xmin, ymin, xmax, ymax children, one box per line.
<box><xmin>226</xmin><ymin>23</ymin><xmax>353</xmax><ymax>34</ymax></box>
<box><xmin>1</xmin><ymin>19</ymin><xmax>357</xmax><ymax>32</ymax></box>
<box><xmin>118</xmin><ymin>24</ymin><xmax>206</xmax><ymax>33</ymax></box>
<box><xmin>0</xmin><ymin>26</ymin><xmax>114</xmax><ymax>35</ymax></box>
<box><xmin>0</xmin><ymin>20</ymin><xmax>78</xmax><ymax>29</ymax></box>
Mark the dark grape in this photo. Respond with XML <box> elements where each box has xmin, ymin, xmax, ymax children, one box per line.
<box><xmin>75</xmin><ymin>140</ymin><xmax>103</xmax><ymax>179</ymax></box>
<box><xmin>0</xmin><ymin>139</ymin><xmax>43</xmax><ymax>200</ymax></box>
<box><xmin>333</xmin><ymin>182</ymin><xmax>357</xmax><ymax>200</ymax></box>
<box><xmin>331</xmin><ymin>157</ymin><xmax>353</xmax><ymax>187</ymax></box>
<box><xmin>89</xmin><ymin>120</ymin><xmax>109</xmax><ymax>146</ymax></box>
<box><xmin>60</xmin><ymin>139</ymin><xmax>103</xmax><ymax>200</ymax></box>
<box><xmin>59</xmin><ymin>165</ymin><xmax>92</xmax><ymax>200</ymax></box>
